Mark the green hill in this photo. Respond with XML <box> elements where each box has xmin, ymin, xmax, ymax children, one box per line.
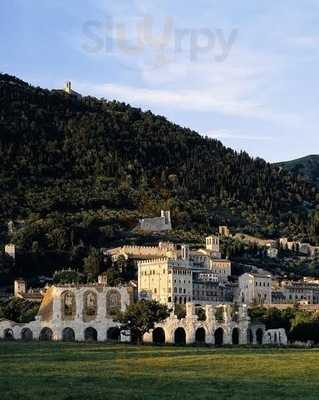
<box><xmin>276</xmin><ymin>155</ymin><xmax>319</xmax><ymax>187</ymax></box>
<box><xmin>0</xmin><ymin>73</ymin><xmax>318</xmax><ymax>278</ymax></box>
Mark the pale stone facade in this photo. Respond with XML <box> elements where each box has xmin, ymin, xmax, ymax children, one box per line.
<box><xmin>105</xmin><ymin>242</ymin><xmax>177</xmax><ymax>262</ymax></box>
<box><xmin>144</xmin><ymin>303</ymin><xmax>252</xmax><ymax>345</ymax></box>
<box><xmin>64</xmin><ymin>81</ymin><xmax>82</xmax><ymax>99</ymax></box>
<box><xmin>5</xmin><ymin>244</ymin><xmax>15</xmax><ymax>259</ymax></box>
<box><xmin>138</xmin><ymin>210</ymin><xmax>172</xmax><ymax>232</ymax></box>
<box><xmin>205</xmin><ymin>235</ymin><xmax>220</xmax><ymax>253</ymax></box>
<box><xmin>239</xmin><ymin>272</ymin><xmax>272</xmax><ymax>305</ymax></box>
<box><xmin>209</xmin><ymin>259</ymin><xmax>231</xmax><ymax>281</ymax></box>
<box><xmin>277</xmin><ymin>280</ymin><xmax>319</xmax><ymax>304</ymax></box>
<box><xmin>0</xmin><ymin>284</ymin><xmax>132</xmax><ymax>342</ymax></box>
<box><xmin>138</xmin><ymin>258</ymin><xmax>192</xmax><ymax>305</ymax></box>
<box><xmin>267</xmin><ymin>247</ymin><xmax>279</xmax><ymax>258</ymax></box>
<box><xmin>14</xmin><ymin>279</ymin><xmax>26</xmax><ymax>297</ymax></box>
<box><xmin>219</xmin><ymin>226</ymin><xmax>230</xmax><ymax>237</ymax></box>
<box><xmin>263</xmin><ymin>328</ymin><xmax>288</xmax><ymax>345</ymax></box>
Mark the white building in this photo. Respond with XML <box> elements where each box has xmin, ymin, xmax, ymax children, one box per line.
<box><xmin>267</xmin><ymin>247</ymin><xmax>279</xmax><ymax>259</ymax></box>
<box><xmin>5</xmin><ymin>243</ymin><xmax>15</xmax><ymax>259</ymax></box>
<box><xmin>138</xmin><ymin>210</ymin><xmax>172</xmax><ymax>232</ymax></box>
<box><xmin>239</xmin><ymin>272</ymin><xmax>272</xmax><ymax>305</ymax></box>
<box><xmin>138</xmin><ymin>258</ymin><xmax>193</xmax><ymax>305</ymax></box>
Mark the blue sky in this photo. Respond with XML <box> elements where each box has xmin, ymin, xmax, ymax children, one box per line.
<box><xmin>1</xmin><ymin>0</ymin><xmax>319</xmax><ymax>162</ymax></box>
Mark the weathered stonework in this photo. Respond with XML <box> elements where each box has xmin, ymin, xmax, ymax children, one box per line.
<box><xmin>144</xmin><ymin>304</ymin><xmax>253</xmax><ymax>345</ymax></box>
<box><xmin>0</xmin><ymin>284</ymin><xmax>131</xmax><ymax>342</ymax></box>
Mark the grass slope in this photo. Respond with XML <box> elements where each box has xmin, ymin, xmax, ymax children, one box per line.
<box><xmin>1</xmin><ymin>342</ymin><xmax>319</xmax><ymax>400</ymax></box>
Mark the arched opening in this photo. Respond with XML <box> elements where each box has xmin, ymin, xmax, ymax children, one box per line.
<box><xmin>4</xmin><ymin>329</ymin><xmax>14</xmax><ymax>340</ymax></box>
<box><xmin>61</xmin><ymin>291</ymin><xmax>76</xmax><ymax>320</ymax></box>
<box><xmin>62</xmin><ymin>327</ymin><xmax>75</xmax><ymax>342</ymax></box>
<box><xmin>106</xmin><ymin>290</ymin><xmax>121</xmax><ymax>316</ymax></box>
<box><xmin>174</xmin><ymin>327</ymin><xmax>186</xmax><ymax>345</ymax></box>
<box><xmin>152</xmin><ymin>328</ymin><xmax>165</xmax><ymax>345</ymax></box>
<box><xmin>84</xmin><ymin>327</ymin><xmax>97</xmax><ymax>342</ymax></box>
<box><xmin>21</xmin><ymin>328</ymin><xmax>33</xmax><ymax>341</ymax></box>
<box><xmin>107</xmin><ymin>327</ymin><xmax>121</xmax><ymax>342</ymax></box>
<box><xmin>195</xmin><ymin>327</ymin><xmax>206</xmax><ymax>345</ymax></box>
<box><xmin>214</xmin><ymin>328</ymin><xmax>224</xmax><ymax>346</ymax></box>
<box><xmin>256</xmin><ymin>328</ymin><xmax>263</xmax><ymax>345</ymax></box>
<box><xmin>274</xmin><ymin>332</ymin><xmax>278</xmax><ymax>344</ymax></box>
<box><xmin>83</xmin><ymin>291</ymin><xmax>97</xmax><ymax>320</ymax></box>
<box><xmin>232</xmin><ymin>328</ymin><xmax>240</xmax><ymax>345</ymax></box>
<box><xmin>39</xmin><ymin>327</ymin><xmax>53</xmax><ymax>341</ymax></box>
<box><xmin>247</xmin><ymin>329</ymin><xmax>253</xmax><ymax>344</ymax></box>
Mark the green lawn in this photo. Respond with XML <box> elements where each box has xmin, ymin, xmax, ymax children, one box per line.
<box><xmin>0</xmin><ymin>343</ymin><xmax>319</xmax><ymax>400</ymax></box>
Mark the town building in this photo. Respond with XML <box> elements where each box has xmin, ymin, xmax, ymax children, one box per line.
<box><xmin>239</xmin><ymin>272</ymin><xmax>272</xmax><ymax>305</ymax></box>
<box><xmin>105</xmin><ymin>241</ymin><xmax>177</xmax><ymax>262</ymax></box>
<box><xmin>138</xmin><ymin>257</ymin><xmax>193</xmax><ymax>305</ymax></box>
<box><xmin>219</xmin><ymin>226</ymin><xmax>230</xmax><ymax>237</ymax></box>
<box><xmin>276</xmin><ymin>279</ymin><xmax>319</xmax><ymax>305</ymax></box>
<box><xmin>267</xmin><ymin>247</ymin><xmax>279</xmax><ymax>259</ymax></box>
<box><xmin>14</xmin><ymin>279</ymin><xmax>26</xmax><ymax>297</ymax></box>
<box><xmin>5</xmin><ymin>244</ymin><xmax>15</xmax><ymax>259</ymax></box>
<box><xmin>64</xmin><ymin>81</ymin><xmax>82</xmax><ymax>99</ymax></box>
<box><xmin>138</xmin><ymin>210</ymin><xmax>172</xmax><ymax>232</ymax></box>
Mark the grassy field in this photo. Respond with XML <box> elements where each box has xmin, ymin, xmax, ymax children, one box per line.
<box><xmin>1</xmin><ymin>343</ymin><xmax>319</xmax><ymax>400</ymax></box>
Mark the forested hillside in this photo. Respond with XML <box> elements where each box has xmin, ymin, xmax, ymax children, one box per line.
<box><xmin>276</xmin><ymin>155</ymin><xmax>319</xmax><ymax>188</ymax></box>
<box><xmin>0</xmin><ymin>73</ymin><xmax>319</xmax><ymax>280</ymax></box>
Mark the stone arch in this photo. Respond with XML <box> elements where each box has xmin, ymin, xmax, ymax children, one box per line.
<box><xmin>152</xmin><ymin>327</ymin><xmax>165</xmax><ymax>345</ymax></box>
<box><xmin>214</xmin><ymin>327</ymin><xmax>224</xmax><ymax>346</ymax></box>
<box><xmin>232</xmin><ymin>327</ymin><xmax>240</xmax><ymax>345</ymax></box>
<box><xmin>83</xmin><ymin>291</ymin><xmax>97</xmax><ymax>321</ymax></box>
<box><xmin>256</xmin><ymin>328</ymin><xmax>264</xmax><ymax>345</ymax></box>
<box><xmin>39</xmin><ymin>327</ymin><xmax>53</xmax><ymax>341</ymax></box>
<box><xmin>61</xmin><ymin>290</ymin><xmax>76</xmax><ymax>320</ymax></box>
<box><xmin>21</xmin><ymin>328</ymin><xmax>33</xmax><ymax>341</ymax></box>
<box><xmin>247</xmin><ymin>329</ymin><xmax>253</xmax><ymax>345</ymax></box>
<box><xmin>62</xmin><ymin>327</ymin><xmax>75</xmax><ymax>342</ymax></box>
<box><xmin>4</xmin><ymin>328</ymin><xmax>14</xmax><ymax>340</ymax></box>
<box><xmin>106</xmin><ymin>289</ymin><xmax>121</xmax><ymax>316</ymax></box>
<box><xmin>174</xmin><ymin>327</ymin><xmax>186</xmax><ymax>345</ymax></box>
<box><xmin>195</xmin><ymin>327</ymin><xmax>206</xmax><ymax>345</ymax></box>
<box><xmin>84</xmin><ymin>327</ymin><xmax>97</xmax><ymax>342</ymax></box>
<box><xmin>107</xmin><ymin>327</ymin><xmax>121</xmax><ymax>342</ymax></box>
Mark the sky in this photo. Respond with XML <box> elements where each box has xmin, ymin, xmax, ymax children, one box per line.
<box><xmin>1</xmin><ymin>0</ymin><xmax>319</xmax><ymax>162</ymax></box>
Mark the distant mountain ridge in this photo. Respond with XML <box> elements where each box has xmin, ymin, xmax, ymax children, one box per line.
<box><xmin>276</xmin><ymin>155</ymin><xmax>319</xmax><ymax>187</ymax></box>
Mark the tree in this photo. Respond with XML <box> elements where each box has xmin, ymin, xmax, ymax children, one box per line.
<box><xmin>115</xmin><ymin>300</ymin><xmax>170</xmax><ymax>344</ymax></box>
<box><xmin>53</xmin><ymin>269</ymin><xmax>84</xmax><ymax>284</ymax></box>
<box><xmin>83</xmin><ymin>248</ymin><xmax>102</xmax><ymax>281</ymax></box>
<box><xmin>0</xmin><ymin>298</ymin><xmax>40</xmax><ymax>323</ymax></box>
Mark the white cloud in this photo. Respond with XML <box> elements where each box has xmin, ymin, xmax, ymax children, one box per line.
<box><xmin>206</xmin><ymin>129</ymin><xmax>275</xmax><ymax>142</ymax></box>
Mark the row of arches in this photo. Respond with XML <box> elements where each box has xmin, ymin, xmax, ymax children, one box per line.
<box><xmin>2</xmin><ymin>326</ymin><xmax>265</xmax><ymax>345</ymax></box>
<box><xmin>153</xmin><ymin>327</ymin><xmax>227</xmax><ymax>346</ymax></box>
<box><xmin>2</xmin><ymin>327</ymin><xmax>121</xmax><ymax>342</ymax></box>
<box><xmin>152</xmin><ymin>327</ymin><xmax>264</xmax><ymax>346</ymax></box>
